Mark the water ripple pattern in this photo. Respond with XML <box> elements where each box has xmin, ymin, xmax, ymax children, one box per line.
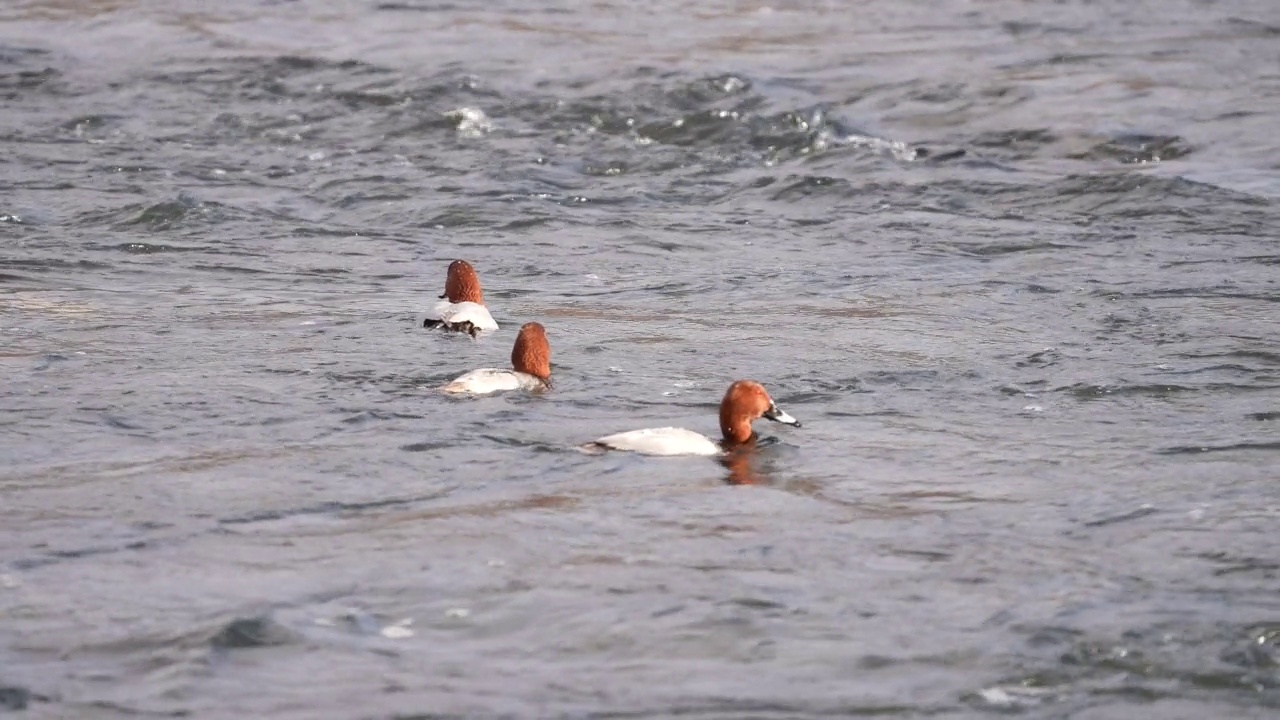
<box><xmin>1</xmin><ymin>1</ymin><xmax>1278</xmax><ymax>718</ymax></box>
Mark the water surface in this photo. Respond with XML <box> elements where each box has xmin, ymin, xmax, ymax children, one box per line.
<box><xmin>2</xmin><ymin>0</ymin><xmax>1278</xmax><ymax>717</ymax></box>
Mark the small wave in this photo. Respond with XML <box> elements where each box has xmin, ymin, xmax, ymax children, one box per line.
<box><xmin>445</xmin><ymin>107</ymin><xmax>493</xmax><ymax>137</ymax></box>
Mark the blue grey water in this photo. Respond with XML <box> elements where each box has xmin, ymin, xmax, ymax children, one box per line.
<box><xmin>1</xmin><ymin>0</ymin><xmax>1278</xmax><ymax>717</ymax></box>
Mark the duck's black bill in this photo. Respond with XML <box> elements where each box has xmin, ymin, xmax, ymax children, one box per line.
<box><xmin>764</xmin><ymin>403</ymin><xmax>800</xmax><ymax>427</ymax></box>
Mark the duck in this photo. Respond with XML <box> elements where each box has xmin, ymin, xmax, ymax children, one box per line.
<box><xmin>583</xmin><ymin>380</ymin><xmax>800</xmax><ymax>456</ymax></box>
<box><xmin>441</xmin><ymin>321</ymin><xmax>551</xmax><ymax>395</ymax></box>
<box><xmin>420</xmin><ymin>260</ymin><xmax>499</xmax><ymax>337</ymax></box>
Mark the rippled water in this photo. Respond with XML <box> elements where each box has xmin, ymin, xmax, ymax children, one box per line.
<box><xmin>2</xmin><ymin>0</ymin><xmax>1279</xmax><ymax>717</ymax></box>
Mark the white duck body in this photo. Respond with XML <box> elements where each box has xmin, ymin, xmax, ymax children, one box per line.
<box><xmin>420</xmin><ymin>299</ymin><xmax>498</xmax><ymax>333</ymax></box>
<box><xmin>587</xmin><ymin>427</ymin><xmax>723</xmax><ymax>456</ymax></box>
<box><xmin>441</xmin><ymin>368</ymin><xmax>545</xmax><ymax>395</ymax></box>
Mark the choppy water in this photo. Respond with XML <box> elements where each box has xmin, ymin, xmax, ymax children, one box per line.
<box><xmin>2</xmin><ymin>0</ymin><xmax>1279</xmax><ymax>717</ymax></box>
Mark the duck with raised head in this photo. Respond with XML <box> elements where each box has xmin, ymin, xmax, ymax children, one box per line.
<box><xmin>420</xmin><ymin>260</ymin><xmax>499</xmax><ymax>337</ymax></box>
<box><xmin>441</xmin><ymin>322</ymin><xmax>551</xmax><ymax>395</ymax></box>
<box><xmin>583</xmin><ymin>380</ymin><xmax>800</xmax><ymax>456</ymax></box>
